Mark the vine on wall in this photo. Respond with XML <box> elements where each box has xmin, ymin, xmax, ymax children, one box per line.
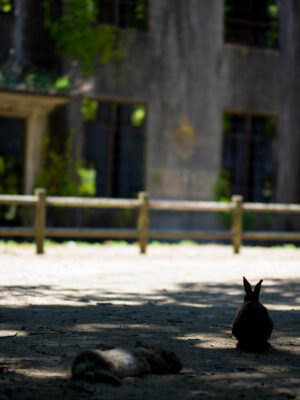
<box><xmin>0</xmin><ymin>0</ymin><xmax>13</xmax><ymax>13</ymax></box>
<box><xmin>35</xmin><ymin>129</ymin><xmax>96</xmax><ymax>197</ymax></box>
<box><xmin>43</xmin><ymin>0</ymin><xmax>123</xmax><ymax>77</ymax></box>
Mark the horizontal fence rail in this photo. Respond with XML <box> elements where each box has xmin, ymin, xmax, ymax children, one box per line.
<box><xmin>0</xmin><ymin>189</ymin><xmax>300</xmax><ymax>254</ymax></box>
<box><xmin>243</xmin><ymin>202</ymin><xmax>300</xmax><ymax>213</ymax></box>
<box><xmin>46</xmin><ymin>196</ymin><xmax>140</xmax><ymax>209</ymax></box>
<box><xmin>0</xmin><ymin>194</ymin><xmax>37</xmax><ymax>206</ymax></box>
<box><xmin>149</xmin><ymin>200</ymin><xmax>233</xmax><ymax>212</ymax></box>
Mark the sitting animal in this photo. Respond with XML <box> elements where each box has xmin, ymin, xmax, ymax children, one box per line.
<box><xmin>71</xmin><ymin>341</ymin><xmax>182</xmax><ymax>385</ymax></box>
<box><xmin>232</xmin><ymin>277</ymin><xmax>273</xmax><ymax>352</ymax></box>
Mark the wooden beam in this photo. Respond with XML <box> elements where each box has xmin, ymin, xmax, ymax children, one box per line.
<box><xmin>243</xmin><ymin>231</ymin><xmax>300</xmax><ymax>241</ymax></box>
<box><xmin>0</xmin><ymin>195</ymin><xmax>37</xmax><ymax>206</ymax></box>
<box><xmin>149</xmin><ymin>230</ymin><xmax>231</xmax><ymax>240</ymax></box>
<box><xmin>46</xmin><ymin>228</ymin><xmax>138</xmax><ymax>238</ymax></box>
<box><xmin>149</xmin><ymin>199</ymin><xmax>233</xmax><ymax>211</ymax></box>
<box><xmin>243</xmin><ymin>202</ymin><xmax>300</xmax><ymax>213</ymax></box>
<box><xmin>0</xmin><ymin>227</ymin><xmax>35</xmax><ymax>236</ymax></box>
<box><xmin>46</xmin><ymin>196</ymin><xmax>140</xmax><ymax>208</ymax></box>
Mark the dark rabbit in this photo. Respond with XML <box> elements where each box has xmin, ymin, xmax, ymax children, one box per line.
<box><xmin>232</xmin><ymin>277</ymin><xmax>273</xmax><ymax>352</ymax></box>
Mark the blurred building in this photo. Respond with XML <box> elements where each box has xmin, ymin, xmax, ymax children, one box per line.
<box><xmin>0</xmin><ymin>0</ymin><xmax>299</xmax><ymax>230</ymax></box>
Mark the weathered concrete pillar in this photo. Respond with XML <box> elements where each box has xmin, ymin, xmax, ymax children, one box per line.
<box><xmin>147</xmin><ymin>0</ymin><xmax>224</xmax><ymax>202</ymax></box>
<box><xmin>24</xmin><ymin>111</ymin><xmax>47</xmax><ymax>194</ymax></box>
<box><xmin>276</xmin><ymin>1</ymin><xmax>300</xmax><ymax>228</ymax></box>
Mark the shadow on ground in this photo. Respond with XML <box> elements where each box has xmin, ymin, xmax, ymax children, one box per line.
<box><xmin>0</xmin><ymin>279</ymin><xmax>299</xmax><ymax>399</ymax></box>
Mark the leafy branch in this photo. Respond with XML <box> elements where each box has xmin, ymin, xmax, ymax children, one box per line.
<box><xmin>43</xmin><ymin>0</ymin><xmax>123</xmax><ymax>77</ymax></box>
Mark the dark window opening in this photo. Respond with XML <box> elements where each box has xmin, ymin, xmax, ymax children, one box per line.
<box><xmin>221</xmin><ymin>113</ymin><xmax>276</xmax><ymax>202</ymax></box>
<box><xmin>225</xmin><ymin>0</ymin><xmax>278</xmax><ymax>48</ymax></box>
<box><xmin>0</xmin><ymin>0</ymin><xmax>13</xmax><ymax>14</ymax></box>
<box><xmin>97</xmin><ymin>0</ymin><xmax>149</xmax><ymax>30</ymax></box>
<box><xmin>0</xmin><ymin>117</ymin><xmax>24</xmax><ymax>225</ymax></box>
<box><xmin>83</xmin><ymin>100</ymin><xmax>146</xmax><ymax>198</ymax></box>
<box><xmin>0</xmin><ymin>117</ymin><xmax>24</xmax><ymax>194</ymax></box>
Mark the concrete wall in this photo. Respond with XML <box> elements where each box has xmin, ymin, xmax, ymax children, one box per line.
<box><xmin>81</xmin><ymin>1</ymin><xmax>286</xmax><ymax>207</ymax></box>
<box><xmin>83</xmin><ymin>0</ymin><xmax>225</xmax><ymax>203</ymax></box>
<box><xmin>146</xmin><ymin>0</ymin><xmax>224</xmax><ymax>202</ymax></box>
<box><xmin>274</xmin><ymin>0</ymin><xmax>300</xmax><ymax>229</ymax></box>
<box><xmin>83</xmin><ymin>30</ymin><xmax>151</xmax><ymax>102</ymax></box>
<box><xmin>2</xmin><ymin>0</ymin><xmax>300</xmax><ymax>231</ymax></box>
<box><xmin>222</xmin><ymin>44</ymin><xmax>280</xmax><ymax>114</ymax></box>
<box><xmin>68</xmin><ymin>0</ymin><xmax>300</xmax><ymax>231</ymax></box>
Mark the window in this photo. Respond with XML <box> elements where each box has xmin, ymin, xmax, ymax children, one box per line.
<box><xmin>98</xmin><ymin>0</ymin><xmax>148</xmax><ymax>30</ymax></box>
<box><xmin>83</xmin><ymin>100</ymin><xmax>146</xmax><ymax>198</ymax></box>
<box><xmin>221</xmin><ymin>113</ymin><xmax>276</xmax><ymax>202</ymax></box>
<box><xmin>225</xmin><ymin>0</ymin><xmax>278</xmax><ymax>48</ymax></box>
<box><xmin>0</xmin><ymin>117</ymin><xmax>24</xmax><ymax>224</ymax></box>
<box><xmin>0</xmin><ymin>0</ymin><xmax>13</xmax><ymax>13</ymax></box>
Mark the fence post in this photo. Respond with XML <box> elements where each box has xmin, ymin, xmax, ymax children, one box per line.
<box><xmin>138</xmin><ymin>192</ymin><xmax>149</xmax><ymax>254</ymax></box>
<box><xmin>231</xmin><ymin>195</ymin><xmax>243</xmax><ymax>254</ymax></box>
<box><xmin>34</xmin><ymin>188</ymin><xmax>46</xmax><ymax>254</ymax></box>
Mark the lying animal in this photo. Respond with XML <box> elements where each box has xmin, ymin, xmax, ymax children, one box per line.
<box><xmin>71</xmin><ymin>341</ymin><xmax>183</xmax><ymax>385</ymax></box>
<box><xmin>232</xmin><ymin>277</ymin><xmax>273</xmax><ymax>352</ymax></box>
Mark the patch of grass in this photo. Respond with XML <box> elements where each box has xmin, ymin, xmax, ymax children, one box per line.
<box><xmin>178</xmin><ymin>240</ymin><xmax>197</xmax><ymax>246</ymax></box>
<box><xmin>271</xmin><ymin>243</ymin><xmax>297</xmax><ymax>249</ymax></box>
<box><xmin>149</xmin><ymin>240</ymin><xmax>168</xmax><ymax>246</ymax></box>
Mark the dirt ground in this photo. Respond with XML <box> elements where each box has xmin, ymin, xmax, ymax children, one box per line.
<box><xmin>0</xmin><ymin>242</ymin><xmax>299</xmax><ymax>400</ymax></box>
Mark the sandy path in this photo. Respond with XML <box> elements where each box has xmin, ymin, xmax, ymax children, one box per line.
<box><xmin>0</xmin><ymin>243</ymin><xmax>299</xmax><ymax>399</ymax></box>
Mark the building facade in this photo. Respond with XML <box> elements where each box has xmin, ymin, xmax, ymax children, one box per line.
<box><xmin>0</xmin><ymin>0</ymin><xmax>299</xmax><ymax>230</ymax></box>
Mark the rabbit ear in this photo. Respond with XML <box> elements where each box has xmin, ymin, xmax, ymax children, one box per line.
<box><xmin>243</xmin><ymin>277</ymin><xmax>252</xmax><ymax>294</ymax></box>
<box><xmin>254</xmin><ymin>279</ymin><xmax>263</xmax><ymax>295</ymax></box>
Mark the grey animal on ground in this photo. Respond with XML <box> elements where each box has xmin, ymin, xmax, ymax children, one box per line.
<box><xmin>232</xmin><ymin>277</ymin><xmax>273</xmax><ymax>352</ymax></box>
<box><xmin>71</xmin><ymin>341</ymin><xmax>183</xmax><ymax>385</ymax></box>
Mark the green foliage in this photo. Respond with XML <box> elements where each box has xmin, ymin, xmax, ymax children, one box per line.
<box><xmin>0</xmin><ymin>155</ymin><xmax>20</xmax><ymax>194</ymax></box>
<box><xmin>267</xmin><ymin>1</ymin><xmax>279</xmax><ymax>48</ymax></box>
<box><xmin>120</xmin><ymin>208</ymin><xmax>133</xmax><ymax>227</ymax></box>
<box><xmin>131</xmin><ymin>105</ymin><xmax>146</xmax><ymax>127</ymax></box>
<box><xmin>0</xmin><ymin>155</ymin><xmax>20</xmax><ymax>221</ymax></box>
<box><xmin>214</xmin><ymin>168</ymin><xmax>256</xmax><ymax>230</ymax></box>
<box><xmin>82</xmin><ymin>98</ymin><xmax>99</xmax><ymax>121</ymax></box>
<box><xmin>0</xmin><ymin>0</ymin><xmax>12</xmax><ymax>13</ymax></box>
<box><xmin>271</xmin><ymin>243</ymin><xmax>297</xmax><ymax>249</ymax></box>
<box><xmin>223</xmin><ymin>113</ymin><xmax>232</xmax><ymax>134</ymax></box>
<box><xmin>215</xmin><ymin>168</ymin><xmax>232</xmax><ymax>203</ymax></box>
<box><xmin>134</xmin><ymin>0</ymin><xmax>149</xmax><ymax>30</ymax></box>
<box><xmin>214</xmin><ymin>168</ymin><xmax>231</xmax><ymax>226</ymax></box>
<box><xmin>54</xmin><ymin>76</ymin><xmax>72</xmax><ymax>91</ymax></box>
<box><xmin>0</xmin><ymin>63</ymin><xmax>72</xmax><ymax>92</ymax></box>
<box><xmin>78</xmin><ymin>166</ymin><xmax>96</xmax><ymax>196</ymax></box>
<box><xmin>263</xmin><ymin>116</ymin><xmax>277</xmax><ymax>137</ymax></box>
<box><xmin>35</xmin><ymin>129</ymin><xmax>96</xmax><ymax>197</ymax></box>
<box><xmin>243</xmin><ymin>212</ymin><xmax>256</xmax><ymax>231</ymax></box>
<box><xmin>178</xmin><ymin>240</ymin><xmax>197</xmax><ymax>246</ymax></box>
<box><xmin>263</xmin><ymin>212</ymin><xmax>273</xmax><ymax>230</ymax></box>
<box><xmin>44</xmin><ymin>0</ymin><xmax>123</xmax><ymax>77</ymax></box>
<box><xmin>35</xmin><ymin>129</ymin><xmax>77</xmax><ymax>196</ymax></box>
<box><xmin>268</xmin><ymin>3</ymin><xmax>278</xmax><ymax>18</ymax></box>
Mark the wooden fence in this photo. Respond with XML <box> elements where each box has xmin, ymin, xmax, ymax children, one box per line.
<box><xmin>0</xmin><ymin>188</ymin><xmax>300</xmax><ymax>254</ymax></box>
